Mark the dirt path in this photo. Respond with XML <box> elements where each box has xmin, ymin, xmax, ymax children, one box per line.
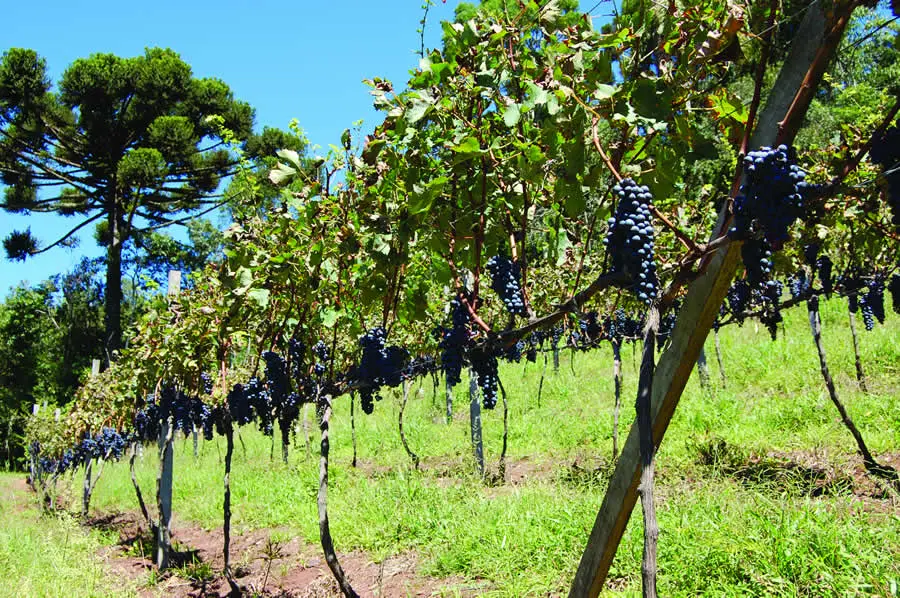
<box><xmin>90</xmin><ymin>508</ymin><xmax>483</xmax><ymax>597</ymax></box>
<box><xmin>5</xmin><ymin>476</ymin><xmax>483</xmax><ymax>597</ymax></box>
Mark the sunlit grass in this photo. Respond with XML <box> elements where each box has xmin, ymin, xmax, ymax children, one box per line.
<box><xmin>14</xmin><ymin>299</ymin><xmax>900</xmax><ymax>595</ymax></box>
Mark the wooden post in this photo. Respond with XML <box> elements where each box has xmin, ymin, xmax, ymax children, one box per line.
<box><xmin>167</xmin><ymin>270</ymin><xmax>182</xmax><ymax>297</ymax></box>
<box><xmin>156</xmin><ymin>415</ymin><xmax>174</xmax><ymax>569</ymax></box>
<box><xmin>445</xmin><ymin>377</ymin><xmax>454</xmax><ymax>424</ymax></box>
<box><xmin>91</xmin><ymin>359</ymin><xmax>101</xmax><ymax>377</ymax></box>
<box><xmin>469</xmin><ymin>370</ymin><xmax>484</xmax><ymax>478</ymax></box>
<box><xmin>696</xmin><ymin>346</ymin><xmax>711</xmax><ymax>390</ymax></box>
<box><xmin>569</xmin><ymin>6</ymin><xmax>837</xmax><ymax>594</ymax></box>
<box><xmin>156</xmin><ymin>269</ymin><xmax>180</xmax><ymax>570</ymax></box>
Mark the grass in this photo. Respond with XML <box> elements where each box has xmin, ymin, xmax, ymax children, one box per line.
<box><xmin>9</xmin><ymin>298</ymin><xmax>900</xmax><ymax>596</ymax></box>
<box><xmin>0</xmin><ymin>474</ymin><xmax>137</xmax><ymax>597</ymax></box>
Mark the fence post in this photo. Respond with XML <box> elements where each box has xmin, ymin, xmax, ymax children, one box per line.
<box><xmin>156</xmin><ymin>270</ymin><xmax>181</xmax><ymax>570</ymax></box>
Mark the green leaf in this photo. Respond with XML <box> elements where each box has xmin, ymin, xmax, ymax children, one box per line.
<box><xmin>631</xmin><ymin>79</ymin><xmax>672</xmax><ymax>121</ymax></box>
<box><xmin>409</xmin><ymin>176</ymin><xmax>448</xmax><ymax>215</ymax></box>
<box><xmin>451</xmin><ymin>136</ymin><xmax>482</xmax><ymax>155</ymax></box>
<box><xmin>321</xmin><ymin>307</ymin><xmax>341</xmax><ymax>328</ymax></box>
<box><xmin>275</xmin><ymin>149</ymin><xmax>303</xmax><ymax>170</ymax></box>
<box><xmin>405</xmin><ymin>99</ymin><xmax>431</xmax><ymax>125</ymax></box>
<box><xmin>503</xmin><ymin>103</ymin><xmax>521</xmax><ymax>127</ymax></box>
<box><xmin>594</xmin><ymin>84</ymin><xmax>616</xmax><ymax>101</ymax></box>
<box><xmin>247</xmin><ymin>288</ymin><xmax>270</xmax><ymax>309</ymax></box>
<box><xmin>268</xmin><ymin>163</ymin><xmax>296</xmax><ymax>185</ymax></box>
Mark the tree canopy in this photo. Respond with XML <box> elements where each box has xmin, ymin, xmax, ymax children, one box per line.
<box><xmin>0</xmin><ymin>47</ymin><xmax>303</xmax><ymax>356</ymax></box>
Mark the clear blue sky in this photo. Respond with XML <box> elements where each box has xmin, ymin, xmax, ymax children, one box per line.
<box><xmin>1</xmin><ymin>0</ymin><xmax>610</xmax><ymax>296</ymax></box>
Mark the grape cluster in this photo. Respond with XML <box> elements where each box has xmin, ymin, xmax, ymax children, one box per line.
<box><xmin>726</xmin><ymin>280</ymin><xmax>752</xmax><ymax>324</ymax></box>
<box><xmin>864</xmin><ymin>275</ymin><xmax>886</xmax><ymax>330</ymax></box>
<box><xmin>550</xmin><ymin>325</ymin><xmax>563</xmax><ymax>349</ymax></box>
<box><xmin>571</xmin><ymin>311</ymin><xmax>602</xmax><ymax>350</ymax></box>
<box><xmin>524</xmin><ymin>335</ymin><xmax>538</xmax><ymax>363</ymax></box>
<box><xmin>469</xmin><ymin>346</ymin><xmax>500</xmax><ymax>409</ymax></box>
<box><xmin>870</xmin><ymin>125</ymin><xmax>900</xmax><ymax>231</ymax></box>
<box><xmin>200</xmin><ymin>372</ymin><xmax>214</xmax><ymax>395</ymax></box>
<box><xmin>36</xmin><ymin>427</ymin><xmax>130</xmax><ymax>476</ymax></box>
<box><xmin>313</xmin><ymin>341</ymin><xmax>329</xmax><ymax>376</ymax></box>
<box><xmin>740</xmin><ymin>239</ymin><xmax>773</xmax><ymax>287</ymax></box>
<box><xmin>228</xmin><ymin>378</ymin><xmax>271</xmax><ymax>432</ymax></box>
<box><xmin>504</xmin><ymin>339</ymin><xmax>526</xmax><ymax>362</ymax></box>
<box><xmin>817</xmin><ymin>256</ymin><xmax>833</xmax><ymax>297</ymax></box>
<box><xmin>96</xmin><ymin>427</ymin><xmax>126</xmax><ymax>460</ymax></box>
<box><xmin>656</xmin><ymin>302</ymin><xmax>681</xmax><ymax>350</ymax></box>
<box><xmin>859</xmin><ymin>295</ymin><xmax>876</xmax><ymax>331</ymax></box>
<box><xmin>134</xmin><ymin>401</ymin><xmax>159</xmax><ymax>441</ymax></box>
<box><xmin>355</xmin><ymin>327</ymin><xmax>409</xmax><ymax>414</ymax></box>
<box><xmin>731</xmin><ymin>145</ymin><xmax>808</xmax><ymax>248</ymax></box>
<box><xmin>759</xmin><ymin>280</ymin><xmax>783</xmax><ymax>340</ymax></box>
<box><xmin>437</xmin><ymin>297</ymin><xmax>472</xmax><ymax>388</ymax></box>
<box><xmin>262</xmin><ymin>351</ymin><xmax>291</xmax><ymax>410</ymax></box>
<box><xmin>837</xmin><ymin>269</ymin><xmax>865</xmax><ymax>317</ymax></box>
<box><xmin>486</xmin><ymin>254</ymin><xmax>527</xmax><ymax>316</ymax></box>
<box><xmin>604</xmin><ymin>178</ymin><xmax>658</xmax><ymax>304</ymax></box>
<box><xmin>288</xmin><ymin>337</ymin><xmax>307</xmax><ymax>385</ymax></box>
<box><xmin>405</xmin><ymin>355</ymin><xmax>438</xmax><ymax>379</ymax></box>
<box><xmin>788</xmin><ymin>270</ymin><xmax>811</xmax><ymax>300</ymax></box>
<box><xmin>803</xmin><ymin>243</ymin><xmax>819</xmax><ymax>266</ymax></box>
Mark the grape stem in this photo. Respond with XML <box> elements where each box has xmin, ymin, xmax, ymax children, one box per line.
<box><xmin>591</xmin><ymin>118</ymin><xmax>623</xmax><ymax>183</ymax></box>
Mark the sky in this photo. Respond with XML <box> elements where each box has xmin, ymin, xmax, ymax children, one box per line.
<box><xmin>0</xmin><ymin>0</ymin><xmax>611</xmax><ymax>296</ymax></box>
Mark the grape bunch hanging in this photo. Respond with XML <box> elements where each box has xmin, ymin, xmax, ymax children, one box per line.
<box><xmin>436</xmin><ymin>296</ymin><xmax>472</xmax><ymax>387</ymax></box>
<box><xmin>486</xmin><ymin>254</ymin><xmax>527</xmax><ymax>316</ymax></box>
<box><xmin>731</xmin><ymin>145</ymin><xmax>808</xmax><ymax>248</ymax></box>
<box><xmin>604</xmin><ymin>178</ymin><xmax>658</xmax><ymax>304</ymax></box>
<box><xmin>355</xmin><ymin>327</ymin><xmax>409</xmax><ymax>414</ymax></box>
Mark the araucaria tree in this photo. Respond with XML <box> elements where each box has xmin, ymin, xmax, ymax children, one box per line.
<box><xmin>0</xmin><ymin>47</ymin><xmax>271</xmax><ymax>356</ymax></box>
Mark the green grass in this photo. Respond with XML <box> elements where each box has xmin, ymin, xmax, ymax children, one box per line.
<box><xmin>14</xmin><ymin>299</ymin><xmax>900</xmax><ymax>595</ymax></box>
<box><xmin>0</xmin><ymin>474</ymin><xmax>137</xmax><ymax>597</ymax></box>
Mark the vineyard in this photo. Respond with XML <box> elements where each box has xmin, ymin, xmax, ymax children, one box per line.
<box><xmin>3</xmin><ymin>0</ymin><xmax>900</xmax><ymax>595</ymax></box>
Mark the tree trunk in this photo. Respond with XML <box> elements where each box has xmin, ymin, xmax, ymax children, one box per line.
<box><xmin>612</xmin><ymin>341</ymin><xmax>622</xmax><ymax>462</ymax></box>
<box><xmin>398</xmin><ymin>381</ymin><xmax>419</xmax><ymax>469</ymax></box>
<box><xmin>714</xmin><ymin>329</ymin><xmax>727</xmax><ymax>388</ymax></box>
<box><xmin>317</xmin><ymin>393</ymin><xmax>360</xmax><ymax>598</ymax></box>
<box><xmin>553</xmin><ymin>345</ymin><xmax>560</xmax><ymax>372</ymax></box>
<box><xmin>192</xmin><ymin>424</ymin><xmax>199</xmax><ymax>458</ymax></box>
<box><xmin>636</xmin><ymin>309</ymin><xmax>660</xmax><ymax>598</ymax></box>
<box><xmin>223</xmin><ymin>416</ymin><xmax>240</xmax><ymax>593</ymax></box>
<box><xmin>469</xmin><ymin>370</ymin><xmax>484</xmax><ymax>478</ymax></box>
<box><xmin>847</xmin><ymin>309</ymin><xmax>868</xmax><ymax>392</ymax></box>
<box><xmin>807</xmin><ymin>297</ymin><xmax>897</xmax><ymax>483</ymax></box>
<box><xmin>104</xmin><ymin>208</ymin><xmax>124</xmax><ymax>361</ymax></box>
<box><xmin>156</xmin><ymin>416</ymin><xmax>174</xmax><ymax>570</ymax></box>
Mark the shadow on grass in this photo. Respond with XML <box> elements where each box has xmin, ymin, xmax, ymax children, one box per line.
<box><xmin>692</xmin><ymin>436</ymin><xmax>860</xmax><ymax>498</ymax></box>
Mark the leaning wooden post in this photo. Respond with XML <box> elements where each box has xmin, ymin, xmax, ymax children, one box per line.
<box><xmin>569</xmin><ymin>3</ymin><xmax>844</xmax><ymax>593</ymax></box>
<box><xmin>156</xmin><ymin>269</ymin><xmax>180</xmax><ymax>570</ymax></box>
